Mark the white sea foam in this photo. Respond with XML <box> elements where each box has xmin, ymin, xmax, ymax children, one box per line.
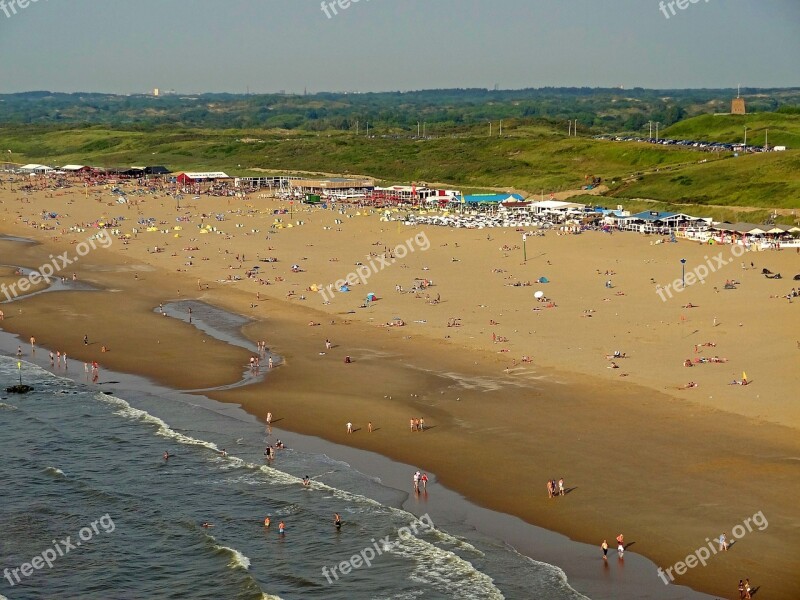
<box><xmin>0</xmin><ymin>402</ymin><xmax>18</xmax><ymax>410</ymax></box>
<box><xmin>390</xmin><ymin>532</ymin><xmax>504</xmax><ymax>599</ymax></box>
<box><xmin>215</xmin><ymin>544</ymin><xmax>251</xmax><ymax>571</ymax></box>
<box><xmin>96</xmin><ymin>393</ymin><xmax>221</xmax><ymax>453</ymax></box>
<box><xmin>516</xmin><ymin>552</ymin><xmax>591</xmax><ymax>600</ymax></box>
<box><xmin>43</xmin><ymin>466</ymin><xmax>66</xmax><ymax>478</ymax></box>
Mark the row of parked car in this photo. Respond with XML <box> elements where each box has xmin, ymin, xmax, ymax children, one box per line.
<box><xmin>594</xmin><ymin>135</ymin><xmax>786</xmax><ymax>153</ymax></box>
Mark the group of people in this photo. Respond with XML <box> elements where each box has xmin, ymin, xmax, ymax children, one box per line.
<box><xmin>409</xmin><ymin>417</ymin><xmax>425</xmax><ymax>432</ymax></box>
<box><xmin>264</xmin><ymin>440</ymin><xmax>284</xmax><ymax>459</ymax></box>
<box><xmin>412</xmin><ymin>470</ymin><xmax>429</xmax><ymax>493</ymax></box>
<box><xmin>546</xmin><ymin>478</ymin><xmax>565</xmax><ymax>498</ymax></box>
<box><xmin>18</xmin><ymin>335</ymin><xmax>104</xmax><ymax>383</ymax></box>
<box><xmin>600</xmin><ymin>533</ymin><xmax>626</xmax><ymax>559</ymax></box>
<box><xmin>737</xmin><ymin>578</ymin><xmax>753</xmax><ymax>599</ymax></box>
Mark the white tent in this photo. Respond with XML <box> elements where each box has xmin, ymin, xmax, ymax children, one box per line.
<box><xmin>19</xmin><ymin>164</ymin><xmax>54</xmax><ymax>174</ymax></box>
<box><xmin>530</xmin><ymin>200</ymin><xmax>586</xmax><ymax>214</ymax></box>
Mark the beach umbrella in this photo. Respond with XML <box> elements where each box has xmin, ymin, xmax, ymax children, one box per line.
<box><xmin>534</xmin><ymin>291</ymin><xmax>544</xmax><ymax>299</ymax></box>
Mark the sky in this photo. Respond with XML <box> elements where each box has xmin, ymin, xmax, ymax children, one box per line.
<box><xmin>0</xmin><ymin>0</ymin><xmax>798</xmax><ymax>94</ymax></box>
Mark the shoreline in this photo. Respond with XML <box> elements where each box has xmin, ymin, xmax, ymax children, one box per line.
<box><xmin>0</xmin><ymin>330</ymin><xmax>715</xmax><ymax>600</ymax></box>
<box><xmin>1</xmin><ymin>186</ymin><xmax>798</xmax><ymax>598</ymax></box>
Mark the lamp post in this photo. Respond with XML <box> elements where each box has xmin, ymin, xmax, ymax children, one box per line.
<box><xmin>680</xmin><ymin>258</ymin><xmax>687</xmax><ymax>287</ymax></box>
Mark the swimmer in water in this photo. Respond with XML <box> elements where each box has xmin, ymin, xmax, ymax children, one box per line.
<box><xmin>278</xmin><ymin>521</ymin><xmax>285</xmax><ymax>534</ymax></box>
<box><xmin>220</xmin><ymin>449</ymin><xmax>227</xmax><ymax>457</ymax></box>
<box><xmin>201</xmin><ymin>522</ymin><xmax>214</xmax><ymax>528</ymax></box>
<box><xmin>302</xmin><ymin>476</ymin><xmax>311</xmax><ymax>486</ymax></box>
<box><xmin>263</xmin><ymin>517</ymin><xmax>271</xmax><ymax>527</ymax></box>
<box><xmin>163</xmin><ymin>451</ymin><xmax>170</xmax><ymax>461</ymax></box>
<box><xmin>334</xmin><ymin>513</ymin><xmax>341</xmax><ymax>530</ymax></box>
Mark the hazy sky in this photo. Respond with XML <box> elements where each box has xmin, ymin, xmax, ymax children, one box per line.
<box><xmin>1</xmin><ymin>0</ymin><xmax>798</xmax><ymax>94</ymax></box>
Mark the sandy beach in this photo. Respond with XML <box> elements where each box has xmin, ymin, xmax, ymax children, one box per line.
<box><xmin>1</xmin><ymin>179</ymin><xmax>798</xmax><ymax>599</ymax></box>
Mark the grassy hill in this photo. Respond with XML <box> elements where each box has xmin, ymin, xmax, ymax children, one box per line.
<box><xmin>0</xmin><ymin>124</ymin><xmax>708</xmax><ymax>194</ymax></box>
<box><xmin>2</xmin><ymin>118</ymin><xmax>798</xmax><ymax>219</ymax></box>
<box><xmin>662</xmin><ymin>113</ymin><xmax>800</xmax><ymax>149</ymax></box>
<box><xmin>608</xmin><ymin>113</ymin><xmax>800</xmax><ymax>212</ymax></box>
<box><xmin>607</xmin><ymin>150</ymin><xmax>800</xmax><ymax>210</ymax></box>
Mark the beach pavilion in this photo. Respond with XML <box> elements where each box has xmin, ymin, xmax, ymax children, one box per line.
<box><xmin>60</xmin><ymin>165</ymin><xmax>93</xmax><ymax>173</ymax></box>
<box><xmin>449</xmin><ymin>193</ymin><xmax>526</xmax><ymax>212</ymax></box>
<box><xmin>609</xmin><ymin>211</ymin><xmax>711</xmax><ymax>234</ymax></box>
<box><xmin>175</xmin><ymin>171</ymin><xmax>231</xmax><ymax>184</ymax></box>
<box><xmin>19</xmin><ymin>164</ymin><xmax>54</xmax><ymax>175</ymax></box>
<box><xmin>529</xmin><ymin>199</ymin><xmax>587</xmax><ymax>217</ymax></box>
<box><xmin>709</xmin><ymin>222</ymin><xmax>800</xmax><ymax>248</ymax></box>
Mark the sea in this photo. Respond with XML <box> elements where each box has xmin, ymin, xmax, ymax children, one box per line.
<box><xmin>0</xmin><ymin>355</ymin><xmax>591</xmax><ymax>600</ymax></box>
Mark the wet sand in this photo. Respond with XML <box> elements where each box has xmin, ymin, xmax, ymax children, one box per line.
<box><xmin>0</xmin><ymin>183</ymin><xmax>798</xmax><ymax>599</ymax></box>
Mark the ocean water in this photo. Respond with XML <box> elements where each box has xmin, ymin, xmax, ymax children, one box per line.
<box><xmin>0</xmin><ymin>358</ymin><xmax>589</xmax><ymax>600</ymax></box>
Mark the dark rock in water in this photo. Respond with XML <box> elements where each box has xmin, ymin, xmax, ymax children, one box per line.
<box><xmin>6</xmin><ymin>385</ymin><xmax>34</xmax><ymax>394</ymax></box>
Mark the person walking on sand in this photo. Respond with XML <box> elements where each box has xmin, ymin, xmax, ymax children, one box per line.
<box><xmin>558</xmin><ymin>478</ymin><xmax>565</xmax><ymax>496</ymax></box>
<box><xmin>30</xmin><ymin>336</ymin><xmax>35</xmax><ymax>353</ymax></box>
<box><xmin>347</xmin><ymin>422</ymin><xmax>353</xmax><ymax>434</ymax></box>
<box><xmin>84</xmin><ymin>334</ymin><xmax>88</xmax><ymax>345</ymax></box>
<box><xmin>368</xmin><ymin>421</ymin><xmax>373</xmax><ymax>433</ymax></box>
<box><xmin>738</xmin><ymin>580</ymin><xmax>745</xmax><ymax>599</ymax></box>
<box><xmin>266</xmin><ymin>412</ymin><xmax>272</xmax><ymax>427</ymax></box>
<box><xmin>325</xmin><ymin>339</ymin><xmax>332</xmax><ymax>350</ymax></box>
<box><xmin>616</xmin><ymin>533</ymin><xmax>625</xmax><ymax>557</ymax></box>
<box><xmin>421</xmin><ymin>472</ymin><xmax>428</xmax><ymax>491</ymax></box>
<box><xmin>719</xmin><ymin>532</ymin><xmax>728</xmax><ymax>552</ymax></box>
<box><xmin>602</xmin><ymin>540</ymin><xmax>609</xmax><ymax>560</ymax></box>
<box><xmin>744</xmin><ymin>578</ymin><xmax>752</xmax><ymax>599</ymax></box>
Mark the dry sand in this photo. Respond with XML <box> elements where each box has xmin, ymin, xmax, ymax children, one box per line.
<box><xmin>1</xmin><ymin>180</ymin><xmax>799</xmax><ymax>599</ymax></box>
